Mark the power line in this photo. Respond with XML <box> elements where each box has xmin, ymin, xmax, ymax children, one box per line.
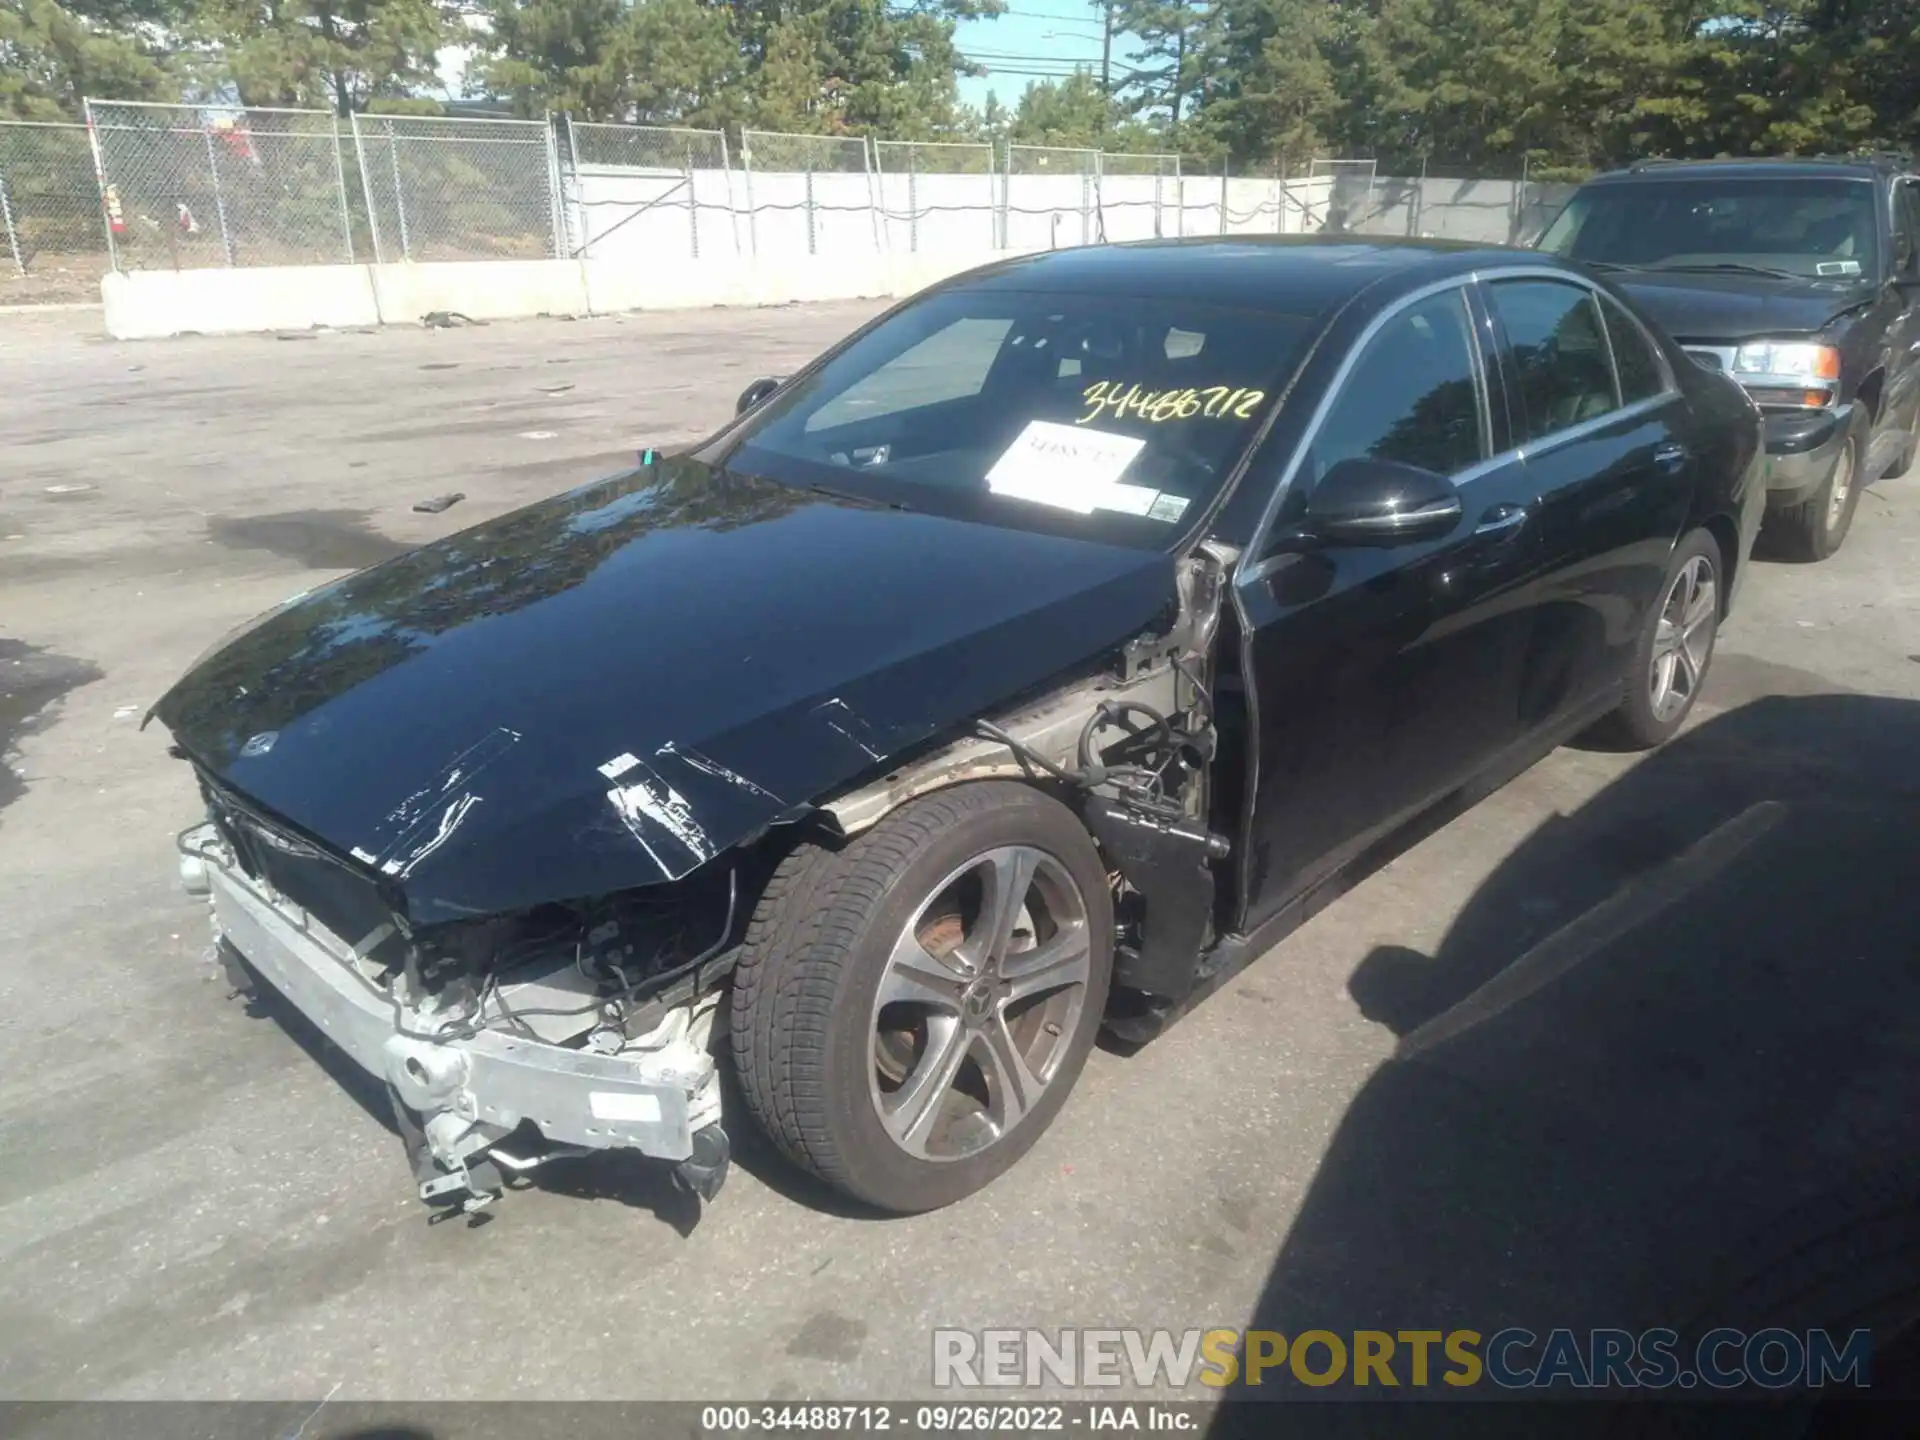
<box><xmin>995</xmin><ymin>3</ymin><xmax>1115</xmax><ymax>20</ymax></box>
<box><xmin>964</xmin><ymin>47</ymin><xmax>1102</xmax><ymax>60</ymax></box>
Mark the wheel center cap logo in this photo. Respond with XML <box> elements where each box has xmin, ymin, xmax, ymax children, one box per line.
<box><xmin>963</xmin><ymin>982</ymin><xmax>993</xmax><ymax>1020</ymax></box>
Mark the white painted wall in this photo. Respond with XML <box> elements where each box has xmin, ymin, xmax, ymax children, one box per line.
<box><xmin>97</xmin><ymin>167</ymin><xmax>1445</xmax><ymax>341</ymax></box>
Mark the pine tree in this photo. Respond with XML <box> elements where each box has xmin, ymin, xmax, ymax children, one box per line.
<box><xmin>194</xmin><ymin>0</ymin><xmax>457</xmax><ymax>114</ymax></box>
<box><xmin>1199</xmin><ymin>0</ymin><xmax>1339</xmax><ymax>164</ymax></box>
<box><xmin>475</xmin><ymin>0</ymin><xmax>740</xmax><ymax>125</ymax></box>
<box><xmin>1006</xmin><ymin>69</ymin><xmax>1113</xmax><ymax>147</ymax></box>
<box><xmin>0</xmin><ymin>0</ymin><xmax>181</xmax><ymax>119</ymax></box>
<box><xmin>1110</xmin><ymin>0</ymin><xmax>1219</xmax><ymax>141</ymax></box>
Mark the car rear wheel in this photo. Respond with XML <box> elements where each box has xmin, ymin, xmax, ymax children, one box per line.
<box><xmin>1773</xmin><ymin>422</ymin><xmax>1863</xmax><ymax>561</ymax></box>
<box><xmin>1597</xmin><ymin>528</ymin><xmax>1721</xmax><ymax>750</ymax></box>
<box><xmin>730</xmin><ymin>782</ymin><xmax>1113</xmax><ymax>1212</ymax></box>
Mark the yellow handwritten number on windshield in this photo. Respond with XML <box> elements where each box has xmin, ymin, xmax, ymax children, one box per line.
<box><xmin>1078</xmin><ymin>381</ymin><xmax>1266</xmax><ymax>425</ymax></box>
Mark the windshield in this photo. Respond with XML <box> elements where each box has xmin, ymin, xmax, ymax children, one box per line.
<box><xmin>1539</xmin><ymin>177</ymin><xmax>1879</xmax><ymax>281</ymax></box>
<box><xmin>721</xmin><ymin>288</ymin><xmax>1320</xmax><ymax>550</ymax></box>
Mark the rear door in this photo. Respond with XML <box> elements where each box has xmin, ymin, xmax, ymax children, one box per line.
<box><xmin>1484</xmin><ymin>274</ymin><xmax>1695</xmax><ymax>729</ymax></box>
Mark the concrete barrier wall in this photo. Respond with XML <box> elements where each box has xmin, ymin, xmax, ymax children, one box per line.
<box><xmin>368</xmin><ymin>259</ymin><xmax>591</xmax><ymax>323</ymax></box>
<box><xmin>100</xmin><ymin>246</ymin><xmax>1057</xmax><ymax>340</ymax></box>
<box><xmin>100</xmin><ymin>264</ymin><xmax>380</xmax><ymax>340</ymax></box>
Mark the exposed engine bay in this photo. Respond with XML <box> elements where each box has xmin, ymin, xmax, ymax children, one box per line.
<box><xmin>178</xmin><ymin>542</ymin><xmax>1232</xmax><ymax>1215</ymax></box>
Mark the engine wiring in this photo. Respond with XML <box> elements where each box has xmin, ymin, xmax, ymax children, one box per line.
<box><xmin>1172</xmin><ymin>654</ymin><xmax>1213</xmax><ymax>722</ymax></box>
<box><xmin>487</xmin><ymin>867</ymin><xmax>739</xmax><ymax>1035</ymax></box>
<box><xmin>975</xmin><ymin>685</ymin><xmax>1202</xmax><ymax>817</ymax></box>
<box><xmin>383</xmin><ymin>869</ymin><xmax>739</xmax><ymax>1046</ymax></box>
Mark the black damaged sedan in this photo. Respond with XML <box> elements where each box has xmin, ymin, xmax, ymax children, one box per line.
<box><xmin>157</xmin><ymin>238</ymin><xmax>1766</xmax><ymax>1215</ymax></box>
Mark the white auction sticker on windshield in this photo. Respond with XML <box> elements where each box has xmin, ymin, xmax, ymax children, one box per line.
<box><xmin>986</xmin><ymin>421</ymin><xmax>1147</xmax><ymax>514</ymax></box>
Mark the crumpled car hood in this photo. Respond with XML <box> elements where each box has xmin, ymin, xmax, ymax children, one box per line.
<box><xmin>154</xmin><ymin>458</ymin><xmax>1176</xmax><ymax>925</ymax></box>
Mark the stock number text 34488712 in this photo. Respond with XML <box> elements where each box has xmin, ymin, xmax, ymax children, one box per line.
<box><xmin>1076</xmin><ymin>382</ymin><xmax>1267</xmax><ymax>426</ymax></box>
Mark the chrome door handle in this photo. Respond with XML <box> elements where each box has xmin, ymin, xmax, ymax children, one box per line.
<box><xmin>1653</xmin><ymin>442</ymin><xmax>1688</xmax><ymax>472</ymax></box>
<box><xmin>1473</xmin><ymin>504</ymin><xmax>1528</xmax><ymax>535</ymax></box>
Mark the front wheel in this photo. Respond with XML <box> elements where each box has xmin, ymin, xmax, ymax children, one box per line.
<box><xmin>730</xmin><ymin>782</ymin><xmax>1113</xmax><ymax>1212</ymax></box>
<box><xmin>1773</xmin><ymin>423</ymin><xmax>1864</xmax><ymax>561</ymax></box>
<box><xmin>1597</xmin><ymin>528</ymin><xmax>1722</xmax><ymax>750</ymax></box>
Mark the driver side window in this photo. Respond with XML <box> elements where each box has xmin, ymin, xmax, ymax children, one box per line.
<box><xmin>1310</xmin><ymin>288</ymin><xmax>1487</xmax><ymax>481</ymax></box>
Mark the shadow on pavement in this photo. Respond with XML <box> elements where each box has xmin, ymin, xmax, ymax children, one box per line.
<box><xmin>1213</xmin><ymin>693</ymin><xmax>1920</xmax><ymax>1439</ymax></box>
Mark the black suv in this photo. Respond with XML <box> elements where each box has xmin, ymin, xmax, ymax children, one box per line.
<box><xmin>1539</xmin><ymin>156</ymin><xmax>1920</xmax><ymax>559</ymax></box>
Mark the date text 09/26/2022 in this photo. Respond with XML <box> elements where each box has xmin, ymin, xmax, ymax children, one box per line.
<box><xmin>700</xmin><ymin>1405</ymin><xmax>1193</xmax><ymax>1433</ymax></box>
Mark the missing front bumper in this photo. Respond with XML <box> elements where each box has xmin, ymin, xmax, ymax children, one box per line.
<box><xmin>195</xmin><ymin>838</ymin><xmax>727</xmax><ymax>1209</ymax></box>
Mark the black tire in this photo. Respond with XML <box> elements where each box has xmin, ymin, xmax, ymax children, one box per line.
<box><xmin>1597</xmin><ymin>527</ymin><xmax>1722</xmax><ymax>750</ymax></box>
<box><xmin>729</xmin><ymin>781</ymin><xmax>1114</xmax><ymax>1212</ymax></box>
<box><xmin>1772</xmin><ymin>419</ymin><xmax>1864</xmax><ymax>561</ymax></box>
<box><xmin>1889</xmin><ymin>402</ymin><xmax>1920</xmax><ymax>484</ymax></box>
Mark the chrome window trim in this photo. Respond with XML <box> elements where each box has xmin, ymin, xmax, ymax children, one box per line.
<box><xmin>1238</xmin><ymin>264</ymin><xmax>1683</xmax><ymax>588</ymax></box>
<box><xmin>1507</xmin><ymin>390</ymin><xmax>1678</xmax><ymax>463</ymax></box>
<box><xmin>1463</xmin><ymin>289</ymin><xmax>1497</xmax><ymax>460</ymax></box>
<box><xmin>1589</xmin><ymin>288</ymin><xmax>1627</xmax><ymax>410</ymax></box>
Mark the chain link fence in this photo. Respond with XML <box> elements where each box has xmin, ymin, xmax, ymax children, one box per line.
<box><xmin>0</xmin><ymin>121</ymin><xmax>105</xmax><ymax>300</ymax></box>
<box><xmin>564</xmin><ymin>121</ymin><xmax>736</xmax><ymax>260</ymax></box>
<box><xmin>1296</xmin><ymin>155</ymin><xmax>1577</xmax><ymax>244</ymax></box>
<box><xmin>1006</xmin><ymin>145</ymin><xmax>1099</xmax><ymax>251</ymax></box>
<box><xmin>2</xmin><ymin>103</ymin><xmax>1584</xmax><ymax>303</ymax></box>
<box><xmin>873</xmin><ymin>140</ymin><xmax>994</xmax><ymax>254</ymax></box>
<box><xmin>350</xmin><ymin>113</ymin><xmax>561</xmax><ymax>263</ymax></box>
<box><xmin>87</xmin><ymin>101</ymin><xmax>355</xmax><ymax>271</ymax></box>
<box><xmin>1096</xmin><ymin>151</ymin><xmax>1181</xmax><ymax>242</ymax></box>
<box><xmin>740</xmin><ymin>130</ymin><xmax>881</xmax><ymax>256</ymax></box>
<box><xmin>1305</xmin><ymin>157</ymin><xmax>1378</xmax><ymax>235</ymax></box>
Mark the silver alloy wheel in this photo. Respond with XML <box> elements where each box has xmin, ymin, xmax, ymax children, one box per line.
<box><xmin>1826</xmin><ymin>442</ymin><xmax>1855</xmax><ymax>529</ymax></box>
<box><xmin>1649</xmin><ymin>553</ymin><xmax>1717</xmax><ymax>724</ymax></box>
<box><xmin>867</xmin><ymin>844</ymin><xmax>1092</xmax><ymax>1162</ymax></box>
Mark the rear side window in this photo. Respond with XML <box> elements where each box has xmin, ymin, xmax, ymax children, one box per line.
<box><xmin>1310</xmin><ymin>288</ymin><xmax>1486</xmax><ymax>478</ymax></box>
<box><xmin>1600</xmin><ymin>296</ymin><xmax>1668</xmax><ymax>405</ymax></box>
<box><xmin>1489</xmin><ymin>279</ymin><xmax>1619</xmax><ymax>442</ymax></box>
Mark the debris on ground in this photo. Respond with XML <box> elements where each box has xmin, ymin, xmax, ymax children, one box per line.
<box><xmin>412</xmin><ymin>492</ymin><xmax>466</xmax><ymax>514</ymax></box>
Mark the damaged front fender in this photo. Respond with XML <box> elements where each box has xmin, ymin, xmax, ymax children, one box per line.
<box><xmin>824</xmin><ymin>544</ymin><xmax>1237</xmax><ymax>1007</ymax></box>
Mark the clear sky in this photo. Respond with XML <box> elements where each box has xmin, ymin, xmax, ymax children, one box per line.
<box><xmin>950</xmin><ymin>2</ymin><xmax>1140</xmax><ymax>113</ymax></box>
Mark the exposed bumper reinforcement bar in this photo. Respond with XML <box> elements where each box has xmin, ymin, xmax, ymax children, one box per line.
<box><xmin>201</xmin><ymin>850</ymin><xmax>724</xmax><ymax>1209</ymax></box>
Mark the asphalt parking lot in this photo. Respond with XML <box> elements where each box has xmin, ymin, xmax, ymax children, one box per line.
<box><xmin>3</xmin><ymin>302</ymin><xmax>1920</xmax><ymax>1405</ymax></box>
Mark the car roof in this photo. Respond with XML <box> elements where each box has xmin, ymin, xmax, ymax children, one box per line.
<box><xmin>1586</xmin><ymin>158</ymin><xmax>1894</xmax><ymax>185</ymax></box>
<box><xmin>943</xmin><ymin>235</ymin><xmax>1540</xmax><ymax>315</ymax></box>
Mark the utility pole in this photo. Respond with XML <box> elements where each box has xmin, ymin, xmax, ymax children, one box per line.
<box><xmin>1170</xmin><ymin>0</ymin><xmax>1187</xmax><ymax>142</ymax></box>
<box><xmin>1100</xmin><ymin>2</ymin><xmax>1113</xmax><ymax>98</ymax></box>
